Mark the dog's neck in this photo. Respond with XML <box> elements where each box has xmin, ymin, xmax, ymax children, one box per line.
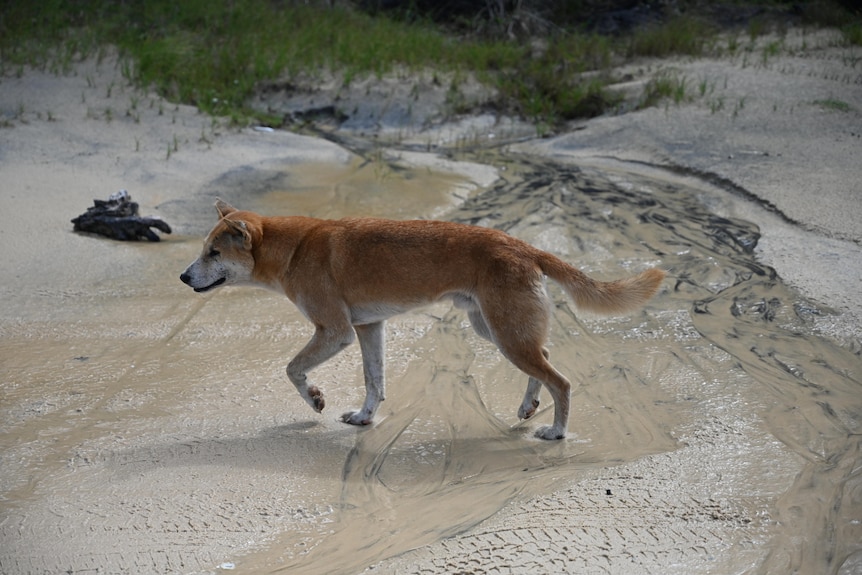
<box><xmin>251</xmin><ymin>215</ymin><xmax>322</xmax><ymax>293</ymax></box>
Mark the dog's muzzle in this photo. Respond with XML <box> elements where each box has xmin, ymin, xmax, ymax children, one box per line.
<box><xmin>180</xmin><ymin>273</ymin><xmax>226</xmax><ymax>293</ymax></box>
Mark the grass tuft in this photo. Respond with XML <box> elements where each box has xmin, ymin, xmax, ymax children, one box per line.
<box><xmin>638</xmin><ymin>71</ymin><xmax>689</xmax><ymax>109</ymax></box>
<box><xmin>626</xmin><ymin>16</ymin><xmax>715</xmax><ymax>59</ymax></box>
<box><xmin>813</xmin><ymin>98</ymin><xmax>854</xmax><ymax>112</ymax></box>
<box><xmin>843</xmin><ymin>22</ymin><xmax>862</xmax><ymax>46</ymax></box>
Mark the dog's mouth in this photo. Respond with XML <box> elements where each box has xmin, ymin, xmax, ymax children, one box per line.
<box><xmin>193</xmin><ymin>277</ymin><xmax>226</xmax><ymax>293</ymax></box>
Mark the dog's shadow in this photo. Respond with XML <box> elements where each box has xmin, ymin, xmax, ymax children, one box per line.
<box><xmin>102</xmin><ymin>411</ymin><xmax>596</xmax><ymax>488</ymax></box>
<box><xmin>104</xmin><ymin>419</ymin><xmax>361</xmax><ymax>479</ymax></box>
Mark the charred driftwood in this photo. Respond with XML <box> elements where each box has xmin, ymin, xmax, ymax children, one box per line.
<box><xmin>72</xmin><ymin>190</ymin><xmax>171</xmax><ymax>242</ymax></box>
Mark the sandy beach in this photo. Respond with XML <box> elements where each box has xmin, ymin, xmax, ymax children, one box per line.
<box><xmin>1</xmin><ymin>25</ymin><xmax>861</xmax><ymax>575</ymax></box>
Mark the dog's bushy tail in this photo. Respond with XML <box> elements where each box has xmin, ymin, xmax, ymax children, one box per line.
<box><xmin>538</xmin><ymin>252</ymin><xmax>665</xmax><ymax>314</ymax></box>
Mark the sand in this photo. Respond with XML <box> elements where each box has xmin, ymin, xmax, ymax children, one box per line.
<box><xmin>1</xmin><ymin>26</ymin><xmax>861</xmax><ymax>575</ymax></box>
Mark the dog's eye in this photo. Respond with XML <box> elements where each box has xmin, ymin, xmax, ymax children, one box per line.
<box><xmin>208</xmin><ymin>248</ymin><xmax>220</xmax><ymax>258</ymax></box>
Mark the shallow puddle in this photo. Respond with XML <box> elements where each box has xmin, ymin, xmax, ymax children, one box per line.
<box><xmin>1</xmin><ymin>150</ymin><xmax>860</xmax><ymax>575</ymax></box>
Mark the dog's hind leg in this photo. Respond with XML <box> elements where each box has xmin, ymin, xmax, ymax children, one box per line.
<box><xmin>482</xmin><ymin>282</ymin><xmax>572</xmax><ymax>440</ymax></box>
<box><xmin>501</xmin><ymin>342</ymin><xmax>571</xmax><ymax>440</ymax></box>
<box><xmin>287</xmin><ymin>322</ymin><xmax>356</xmax><ymax>414</ymax></box>
<box><xmin>342</xmin><ymin>321</ymin><xmax>386</xmax><ymax>426</ymax></box>
<box><xmin>468</xmin><ymin>306</ymin><xmax>544</xmax><ymax>421</ymax></box>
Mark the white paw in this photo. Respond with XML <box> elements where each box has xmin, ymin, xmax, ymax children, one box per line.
<box><xmin>340</xmin><ymin>410</ymin><xmax>373</xmax><ymax>426</ymax></box>
<box><xmin>535</xmin><ymin>425</ymin><xmax>566</xmax><ymax>440</ymax></box>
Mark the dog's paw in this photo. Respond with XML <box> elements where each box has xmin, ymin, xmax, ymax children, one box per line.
<box><xmin>518</xmin><ymin>399</ymin><xmax>540</xmax><ymax>420</ymax></box>
<box><xmin>340</xmin><ymin>410</ymin><xmax>373</xmax><ymax>426</ymax></box>
<box><xmin>308</xmin><ymin>385</ymin><xmax>325</xmax><ymax>413</ymax></box>
<box><xmin>535</xmin><ymin>425</ymin><xmax>566</xmax><ymax>441</ymax></box>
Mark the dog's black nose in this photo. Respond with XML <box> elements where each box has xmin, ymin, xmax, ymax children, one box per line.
<box><xmin>180</xmin><ymin>272</ymin><xmax>191</xmax><ymax>285</ymax></box>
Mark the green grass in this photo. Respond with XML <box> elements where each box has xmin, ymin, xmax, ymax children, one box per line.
<box><xmin>843</xmin><ymin>22</ymin><xmax>862</xmax><ymax>46</ymax></box>
<box><xmin>1</xmin><ymin>0</ymin><xmax>539</xmax><ymax>121</ymax></box>
<box><xmin>813</xmin><ymin>98</ymin><xmax>854</xmax><ymax>112</ymax></box>
<box><xmin>638</xmin><ymin>71</ymin><xmax>690</xmax><ymax>109</ymax></box>
<box><xmin>495</xmin><ymin>32</ymin><xmax>618</xmax><ymax>125</ymax></box>
<box><xmin>2</xmin><ymin>1</ymin><xmax>861</xmax><ymax>127</ymax></box>
<box><xmin>118</xmin><ymin>2</ymin><xmax>482</xmax><ymax>118</ymax></box>
<box><xmin>626</xmin><ymin>16</ymin><xmax>716</xmax><ymax>59</ymax></box>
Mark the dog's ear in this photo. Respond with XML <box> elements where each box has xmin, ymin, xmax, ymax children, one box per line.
<box><xmin>215</xmin><ymin>199</ymin><xmax>237</xmax><ymax>219</ymax></box>
<box><xmin>224</xmin><ymin>218</ymin><xmax>253</xmax><ymax>250</ymax></box>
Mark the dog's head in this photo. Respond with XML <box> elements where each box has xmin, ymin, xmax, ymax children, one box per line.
<box><xmin>180</xmin><ymin>200</ymin><xmax>257</xmax><ymax>293</ymax></box>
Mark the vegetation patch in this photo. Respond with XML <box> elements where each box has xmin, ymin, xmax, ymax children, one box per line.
<box><xmin>813</xmin><ymin>98</ymin><xmax>854</xmax><ymax>112</ymax></box>
<box><xmin>626</xmin><ymin>15</ymin><xmax>716</xmax><ymax>58</ymax></box>
<box><xmin>1</xmin><ymin>1</ymin><xmax>860</xmax><ymax>128</ymax></box>
<box><xmin>638</xmin><ymin>71</ymin><xmax>690</xmax><ymax>109</ymax></box>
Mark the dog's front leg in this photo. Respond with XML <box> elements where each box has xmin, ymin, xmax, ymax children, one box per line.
<box><xmin>287</xmin><ymin>324</ymin><xmax>356</xmax><ymax>414</ymax></box>
<box><xmin>341</xmin><ymin>321</ymin><xmax>385</xmax><ymax>426</ymax></box>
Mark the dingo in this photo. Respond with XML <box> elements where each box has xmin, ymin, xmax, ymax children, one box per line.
<box><xmin>181</xmin><ymin>200</ymin><xmax>664</xmax><ymax>440</ymax></box>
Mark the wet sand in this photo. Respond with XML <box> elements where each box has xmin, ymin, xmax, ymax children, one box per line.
<box><xmin>1</xmin><ymin>28</ymin><xmax>861</xmax><ymax>575</ymax></box>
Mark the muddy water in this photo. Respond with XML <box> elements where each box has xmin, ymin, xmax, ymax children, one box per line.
<box><xmin>1</xmin><ymin>151</ymin><xmax>860</xmax><ymax>574</ymax></box>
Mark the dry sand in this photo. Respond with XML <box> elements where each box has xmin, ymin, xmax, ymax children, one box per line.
<box><xmin>1</xmin><ymin>27</ymin><xmax>861</xmax><ymax>575</ymax></box>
